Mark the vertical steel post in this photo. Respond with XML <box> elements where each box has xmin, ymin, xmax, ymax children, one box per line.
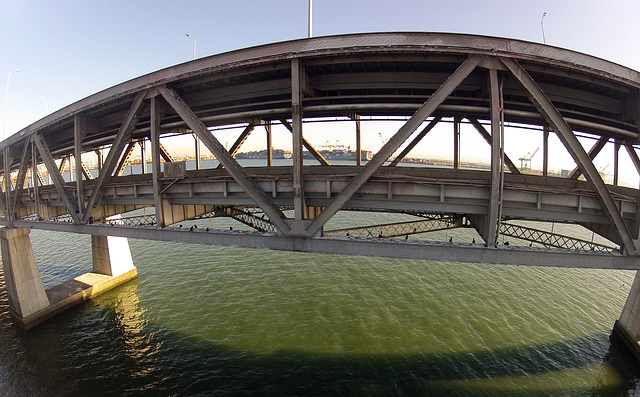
<box><xmin>4</xmin><ymin>147</ymin><xmax>12</xmax><ymax>223</ymax></box>
<box><xmin>150</xmin><ymin>96</ymin><xmax>165</xmax><ymax>228</ymax></box>
<box><xmin>614</xmin><ymin>139</ymin><xmax>620</xmax><ymax>186</ymax></box>
<box><xmin>292</xmin><ymin>59</ymin><xmax>304</xmax><ymax>221</ymax></box>
<box><xmin>355</xmin><ymin>114</ymin><xmax>362</xmax><ymax>166</ymax></box>
<box><xmin>487</xmin><ymin>68</ymin><xmax>501</xmax><ymax>247</ymax></box>
<box><xmin>194</xmin><ymin>134</ymin><xmax>201</xmax><ymax>170</ymax></box>
<box><xmin>542</xmin><ymin>125</ymin><xmax>549</xmax><ymax>176</ymax></box>
<box><xmin>31</xmin><ymin>142</ymin><xmax>39</xmax><ymax>220</ymax></box>
<box><xmin>624</xmin><ymin>144</ymin><xmax>640</xmax><ymax>239</ymax></box>
<box><xmin>74</xmin><ymin>115</ymin><xmax>85</xmax><ymax>217</ymax></box>
<box><xmin>140</xmin><ymin>139</ymin><xmax>146</xmax><ymax>174</ymax></box>
<box><xmin>265</xmin><ymin>120</ymin><xmax>273</xmax><ymax>167</ymax></box>
<box><xmin>95</xmin><ymin>149</ymin><xmax>102</xmax><ymax>171</ymax></box>
<box><xmin>453</xmin><ymin>117</ymin><xmax>460</xmax><ymax>169</ymax></box>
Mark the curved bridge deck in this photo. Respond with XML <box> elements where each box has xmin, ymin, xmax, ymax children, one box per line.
<box><xmin>1</xmin><ymin>32</ymin><xmax>639</xmax><ymax>270</ymax></box>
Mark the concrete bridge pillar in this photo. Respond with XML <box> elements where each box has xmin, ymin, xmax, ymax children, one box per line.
<box><xmin>0</xmin><ymin>228</ymin><xmax>50</xmax><ymax>321</ymax></box>
<box><xmin>0</xmin><ymin>229</ymin><xmax>137</xmax><ymax>329</ymax></box>
<box><xmin>615</xmin><ymin>271</ymin><xmax>640</xmax><ymax>360</ymax></box>
<box><xmin>91</xmin><ymin>235</ymin><xmax>136</xmax><ymax>276</ymax></box>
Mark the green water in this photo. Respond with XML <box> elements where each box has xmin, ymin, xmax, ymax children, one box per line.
<box><xmin>0</xmin><ymin>213</ymin><xmax>638</xmax><ymax>396</ymax></box>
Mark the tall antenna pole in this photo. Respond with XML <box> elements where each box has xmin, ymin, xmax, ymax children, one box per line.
<box><xmin>308</xmin><ymin>0</ymin><xmax>313</xmax><ymax>38</ymax></box>
<box><xmin>541</xmin><ymin>12</ymin><xmax>548</xmax><ymax>44</ymax></box>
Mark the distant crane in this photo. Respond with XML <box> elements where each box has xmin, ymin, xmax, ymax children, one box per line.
<box><xmin>519</xmin><ymin>147</ymin><xmax>539</xmax><ymax>171</ymax></box>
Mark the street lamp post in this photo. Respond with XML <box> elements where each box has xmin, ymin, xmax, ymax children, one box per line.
<box><xmin>186</xmin><ymin>33</ymin><xmax>196</xmax><ymax>60</ymax></box>
<box><xmin>541</xmin><ymin>12</ymin><xmax>548</xmax><ymax>45</ymax></box>
<box><xmin>308</xmin><ymin>0</ymin><xmax>313</xmax><ymax>38</ymax></box>
<box><xmin>3</xmin><ymin>68</ymin><xmax>20</xmax><ymax>140</ymax></box>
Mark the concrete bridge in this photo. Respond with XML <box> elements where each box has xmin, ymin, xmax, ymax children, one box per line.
<box><xmin>2</xmin><ymin>32</ymin><xmax>640</xmax><ymax>358</ymax></box>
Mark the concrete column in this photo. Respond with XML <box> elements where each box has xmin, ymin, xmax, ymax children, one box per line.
<box><xmin>0</xmin><ymin>228</ymin><xmax>50</xmax><ymax>319</ymax></box>
<box><xmin>91</xmin><ymin>235</ymin><xmax>136</xmax><ymax>277</ymax></box>
<box><xmin>615</xmin><ymin>270</ymin><xmax>640</xmax><ymax>360</ymax></box>
<box><xmin>618</xmin><ymin>271</ymin><xmax>640</xmax><ymax>334</ymax></box>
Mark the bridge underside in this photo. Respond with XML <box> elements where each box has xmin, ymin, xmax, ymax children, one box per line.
<box><xmin>0</xmin><ymin>32</ymin><xmax>639</xmax><ymax>271</ymax></box>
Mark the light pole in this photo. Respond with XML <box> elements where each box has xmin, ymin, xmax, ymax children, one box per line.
<box><xmin>541</xmin><ymin>12</ymin><xmax>548</xmax><ymax>44</ymax></box>
<box><xmin>186</xmin><ymin>33</ymin><xmax>196</xmax><ymax>60</ymax></box>
<box><xmin>3</xmin><ymin>68</ymin><xmax>20</xmax><ymax>140</ymax></box>
<box><xmin>308</xmin><ymin>0</ymin><xmax>313</xmax><ymax>38</ymax></box>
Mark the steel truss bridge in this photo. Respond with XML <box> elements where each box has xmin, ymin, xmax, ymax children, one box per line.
<box><xmin>2</xmin><ymin>32</ymin><xmax>640</xmax><ymax>270</ymax></box>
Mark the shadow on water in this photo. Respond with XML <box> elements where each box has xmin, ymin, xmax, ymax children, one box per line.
<box><xmin>0</xmin><ymin>280</ymin><xmax>637</xmax><ymax>397</ymax></box>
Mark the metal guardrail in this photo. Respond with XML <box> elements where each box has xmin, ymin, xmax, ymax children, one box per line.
<box><xmin>324</xmin><ymin>217</ymin><xmax>459</xmax><ymax>238</ymax></box>
<box><xmin>104</xmin><ymin>214</ymin><xmax>157</xmax><ymax>226</ymax></box>
<box><xmin>499</xmin><ymin>222</ymin><xmax>617</xmax><ymax>253</ymax></box>
<box><xmin>19</xmin><ymin>209</ymin><xmax>617</xmax><ymax>255</ymax></box>
<box><xmin>228</xmin><ymin>207</ymin><xmax>277</xmax><ymax>232</ymax></box>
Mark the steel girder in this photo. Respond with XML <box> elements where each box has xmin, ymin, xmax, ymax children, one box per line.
<box><xmin>157</xmin><ymin>85</ymin><xmax>291</xmax><ymax>235</ymax></box>
<box><xmin>0</xmin><ymin>32</ymin><xmax>639</xmax><ymax>266</ymax></box>
<box><xmin>304</xmin><ymin>55</ymin><xmax>483</xmax><ymax>237</ymax></box>
<box><xmin>500</xmin><ymin>57</ymin><xmax>637</xmax><ymax>254</ymax></box>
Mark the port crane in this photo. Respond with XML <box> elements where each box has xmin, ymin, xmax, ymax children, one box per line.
<box><xmin>519</xmin><ymin>147</ymin><xmax>539</xmax><ymax>171</ymax></box>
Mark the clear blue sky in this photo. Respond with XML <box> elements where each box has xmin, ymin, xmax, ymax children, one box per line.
<box><xmin>1</xmin><ymin>0</ymin><xmax>639</xmax><ymax>180</ymax></box>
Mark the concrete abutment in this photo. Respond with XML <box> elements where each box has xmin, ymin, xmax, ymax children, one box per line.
<box><xmin>0</xmin><ymin>228</ymin><xmax>137</xmax><ymax>329</ymax></box>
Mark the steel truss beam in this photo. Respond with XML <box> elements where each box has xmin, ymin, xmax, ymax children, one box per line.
<box><xmin>304</xmin><ymin>55</ymin><xmax>484</xmax><ymax>238</ymax></box>
<box><xmin>228</xmin><ymin>123</ymin><xmax>256</xmax><ymax>158</ymax></box>
<box><xmin>157</xmin><ymin>85</ymin><xmax>291</xmax><ymax>234</ymax></box>
<box><xmin>159</xmin><ymin>142</ymin><xmax>174</xmax><ymax>163</ymax></box>
<box><xmin>279</xmin><ymin>119</ymin><xmax>329</xmax><ymax>166</ymax></box>
<box><xmin>388</xmin><ymin>116</ymin><xmax>442</xmax><ymax>167</ymax></box>
<box><xmin>83</xmin><ymin>90</ymin><xmax>148</xmax><ymax>224</ymax></box>
<box><xmin>568</xmin><ymin>136</ymin><xmax>608</xmax><ymax>180</ymax></box>
<box><xmin>218</xmin><ymin>121</ymin><xmax>287</xmax><ymax>170</ymax></box>
<box><xmin>32</xmin><ymin>133</ymin><xmax>81</xmax><ymax>223</ymax></box>
<box><xmin>467</xmin><ymin>118</ymin><xmax>520</xmax><ymax>174</ymax></box>
<box><xmin>10</xmin><ymin>141</ymin><xmax>31</xmax><ymax>221</ymax></box>
<box><xmin>500</xmin><ymin>57</ymin><xmax>637</xmax><ymax>254</ymax></box>
<box><xmin>115</xmin><ymin>142</ymin><xmax>136</xmax><ymax>177</ymax></box>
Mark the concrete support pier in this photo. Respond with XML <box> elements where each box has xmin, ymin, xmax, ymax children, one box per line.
<box><xmin>0</xmin><ymin>228</ymin><xmax>50</xmax><ymax>325</ymax></box>
<box><xmin>91</xmin><ymin>235</ymin><xmax>136</xmax><ymax>276</ymax></box>
<box><xmin>614</xmin><ymin>271</ymin><xmax>640</xmax><ymax>361</ymax></box>
<box><xmin>0</xmin><ymin>228</ymin><xmax>137</xmax><ymax>329</ymax></box>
